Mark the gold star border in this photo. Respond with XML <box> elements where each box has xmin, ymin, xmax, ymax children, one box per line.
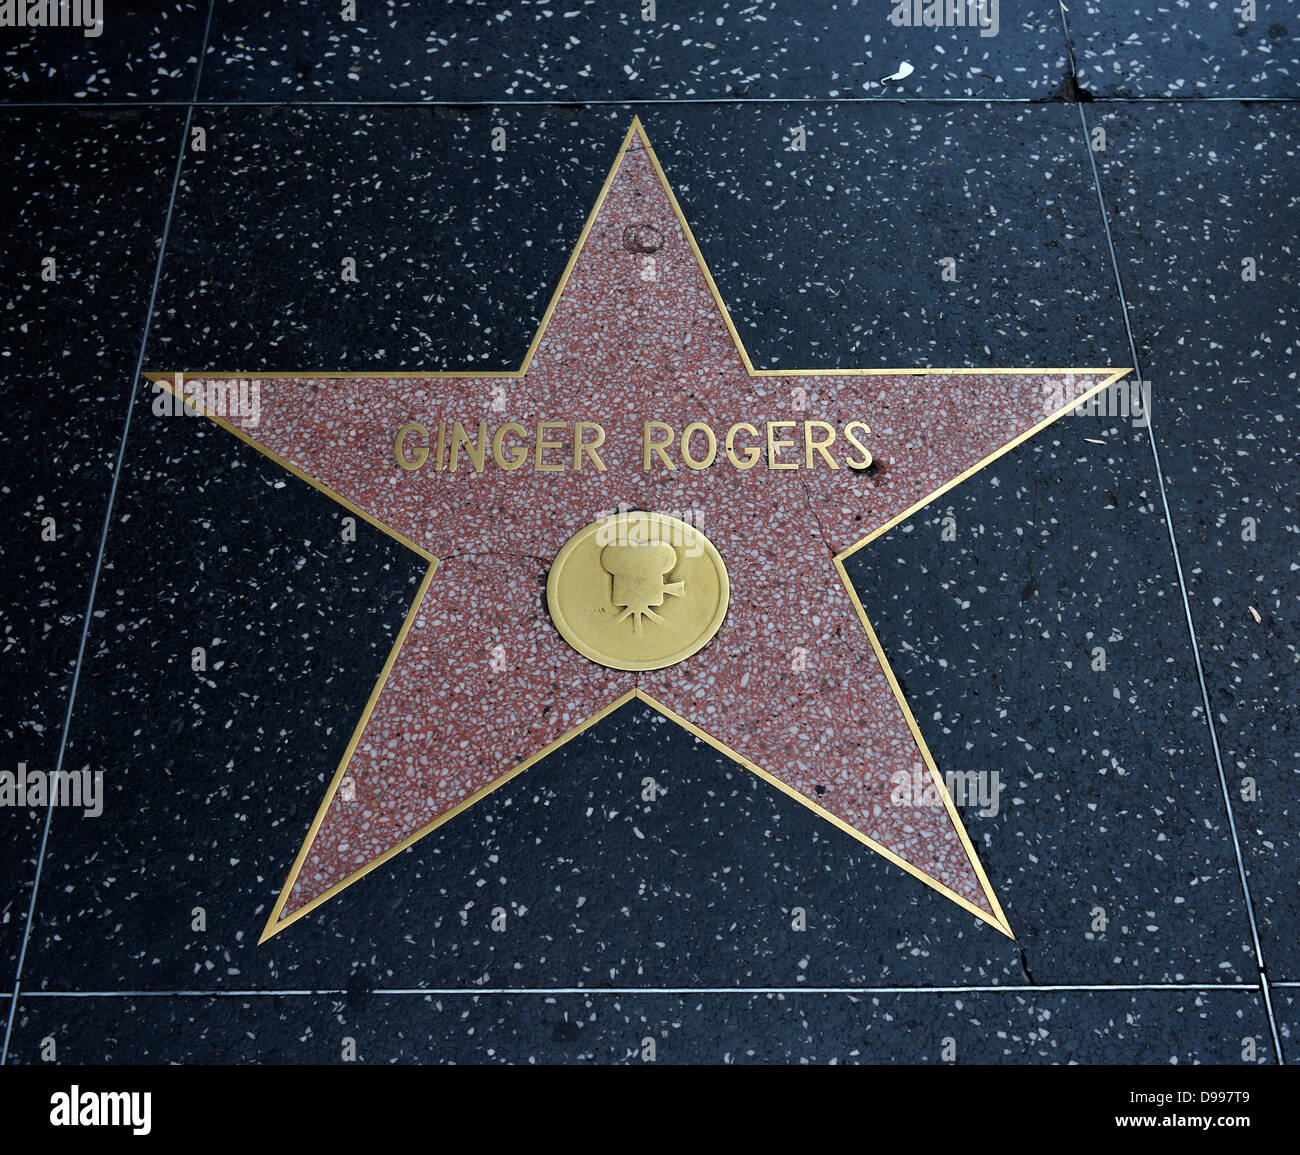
<box><xmin>145</xmin><ymin>119</ymin><xmax>1131</xmax><ymax>943</ymax></box>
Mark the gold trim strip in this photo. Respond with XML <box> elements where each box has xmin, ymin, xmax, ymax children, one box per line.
<box><xmin>148</xmin><ymin>375</ymin><xmax>436</xmax><ymax>564</ymax></box>
<box><xmin>143</xmin><ymin>366</ymin><xmax>1134</xmax><ymax>382</ymax></box>
<box><xmin>833</xmin><ymin>559</ymin><xmax>1012</xmax><ymax>934</ymax></box>
<box><xmin>260</xmin><ymin>687</ymin><xmax>641</xmax><ymax>941</ymax></box>
<box><xmin>259</xmin><ymin>561</ymin><xmax>439</xmax><ymax>942</ymax></box>
<box><xmin>632</xmin><ymin>690</ymin><xmax>1013</xmax><ymax>936</ymax></box>
<box><xmin>835</xmin><ymin>369</ymin><xmax>1133</xmax><ymax>564</ymax></box>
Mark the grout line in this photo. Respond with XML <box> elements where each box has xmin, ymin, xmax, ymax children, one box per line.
<box><xmin>0</xmin><ymin>96</ymin><xmax>1298</xmax><ymax>111</ymax></box>
<box><xmin>0</xmin><ymin>0</ymin><xmax>219</xmax><ymax>1068</ymax></box>
<box><xmin>1059</xmin><ymin>1</ymin><xmax>1286</xmax><ymax>1068</ymax></box>
<box><xmin>9</xmin><ymin>983</ymin><xmax>1267</xmax><ymax>998</ymax></box>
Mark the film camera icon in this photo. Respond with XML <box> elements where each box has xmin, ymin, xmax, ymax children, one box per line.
<box><xmin>599</xmin><ymin>541</ymin><xmax>684</xmax><ymax>629</ymax></box>
<box><xmin>547</xmin><ymin>513</ymin><xmax>728</xmax><ymax>671</ymax></box>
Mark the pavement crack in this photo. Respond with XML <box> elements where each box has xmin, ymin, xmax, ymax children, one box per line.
<box><xmin>1018</xmin><ymin>946</ymin><xmax>1037</xmax><ymax>985</ymax></box>
<box><xmin>794</xmin><ymin>469</ymin><xmax>839</xmax><ymax>560</ymax></box>
<box><xmin>1042</xmin><ymin>68</ymin><xmax>1094</xmax><ymax>104</ymax></box>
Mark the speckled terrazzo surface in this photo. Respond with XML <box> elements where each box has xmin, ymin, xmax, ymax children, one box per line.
<box><xmin>198</xmin><ymin>1</ymin><xmax>1073</xmax><ymax>102</ymax></box>
<box><xmin>1</xmin><ymin>6</ymin><xmax>1296</xmax><ymax>1067</ymax></box>
<box><xmin>0</xmin><ymin>110</ymin><xmax>184</xmax><ymax>978</ymax></box>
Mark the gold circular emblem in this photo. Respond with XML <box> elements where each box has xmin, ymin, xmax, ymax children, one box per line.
<box><xmin>546</xmin><ymin>512</ymin><xmax>730</xmax><ymax>672</ymax></box>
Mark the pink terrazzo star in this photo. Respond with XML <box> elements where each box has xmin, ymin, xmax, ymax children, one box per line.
<box><xmin>148</xmin><ymin>120</ymin><xmax>1126</xmax><ymax>941</ymax></box>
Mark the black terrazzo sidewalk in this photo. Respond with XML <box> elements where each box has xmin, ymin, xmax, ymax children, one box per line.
<box><xmin>1</xmin><ymin>3</ymin><xmax>1294</xmax><ymax>1065</ymax></box>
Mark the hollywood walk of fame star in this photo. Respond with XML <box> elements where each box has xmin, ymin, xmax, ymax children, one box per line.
<box><xmin>146</xmin><ymin>119</ymin><xmax>1128</xmax><ymax>942</ymax></box>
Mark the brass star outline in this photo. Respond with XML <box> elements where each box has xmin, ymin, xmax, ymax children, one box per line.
<box><xmin>146</xmin><ymin>119</ymin><xmax>1130</xmax><ymax>943</ymax></box>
